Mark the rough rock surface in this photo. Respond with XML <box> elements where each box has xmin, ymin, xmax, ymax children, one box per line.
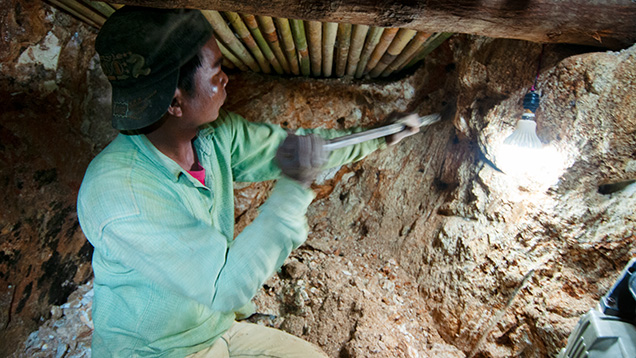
<box><xmin>14</xmin><ymin>281</ymin><xmax>93</xmax><ymax>358</ymax></box>
<box><xmin>0</xmin><ymin>1</ymin><xmax>111</xmax><ymax>353</ymax></box>
<box><xmin>224</xmin><ymin>38</ymin><xmax>636</xmax><ymax>357</ymax></box>
<box><xmin>3</xmin><ymin>1</ymin><xmax>635</xmax><ymax>357</ymax></box>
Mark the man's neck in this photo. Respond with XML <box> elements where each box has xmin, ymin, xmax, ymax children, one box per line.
<box><xmin>146</xmin><ymin>116</ymin><xmax>200</xmax><ymax>171</ymax></box>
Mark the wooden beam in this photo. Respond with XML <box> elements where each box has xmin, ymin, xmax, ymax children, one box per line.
<box><xmin>105</xmin><ymin>0</ymin><xmax>636</xmax><ymax>48</ymax></box>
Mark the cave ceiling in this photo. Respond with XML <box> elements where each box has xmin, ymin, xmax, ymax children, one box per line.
<box><xmin>45</xmin><ymin>0</ymin><xmax>636</xmax><ymax>80</ymax></box>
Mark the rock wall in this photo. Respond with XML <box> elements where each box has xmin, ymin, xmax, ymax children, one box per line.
<box><xmin>426</xmin><ymin>39</ymin><xmax>636</xmax><ymax>357</ymax></box>
<box><xmin>0</xmin><ymin>1</ymin><xmax>115</xmax><ymax>353</ymax></box>
<box><xmin>2</xmin><ymin>1</ymin><xmax>635</xmax><ymax>357</ymax></box>
<box><xmin>221</xmin><ymin>37</ymin><xmax>636</xmax><ymax>357</ymax></box>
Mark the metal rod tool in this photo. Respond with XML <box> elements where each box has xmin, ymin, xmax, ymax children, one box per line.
<box><xmin>323</xmin><ymin>113</ymin><xmax>441</xmax><ymax>151</ymax></box>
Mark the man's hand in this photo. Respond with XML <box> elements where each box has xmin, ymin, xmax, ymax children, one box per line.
<box><xmin>385</xmin><ymin>113</ymin><xmax>421</xmax><ymax>146</ymax></box>
<box><xmin>275</xmin><ymin>133</ymin><xmax>327</xmax><ymax>187</ymax></box>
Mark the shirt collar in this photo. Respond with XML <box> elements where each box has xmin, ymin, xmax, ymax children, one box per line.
<box><xmin>126</xmin><ymin>134</ymin><xmax>182</xmax><ymax>183</ymax></box>
<box><xmin>194</xmin><ymin>124</ymin><xmax>215</xmax><ymax>156</ymax></box>
<box><xmin>126</xmin><ymin>126</ymin><xmax>216</xmax><ymax>184</ymax></box>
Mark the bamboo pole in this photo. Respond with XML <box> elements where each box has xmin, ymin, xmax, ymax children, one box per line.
<box><xmin>369</xmin><ymin>28</ymin><xmax>417</xmax><ymax>77</ymax></box>
<box><xmin>404</xmin><ymin>32</ymin><xmax>453</xmax><ymax>69</ymax></box>
<box><xmin>290</xmin><ymin>19</ymin><xmax>310</xmax><ymax>76</ymax></box>
<box><xmin>216</xmin><ymin>39</ymin><xmax>249</xmax><ymax>71</ymax></box>
<box><xmin>256</xmin><ymin>16</ymin><xmax>291</xmax><ymax>74</ymax></box>
<box><xmin>48</xmin><ymin>0</ymin><xmax>98</xmax><ymax>27</ymax></box>
<box><xmin>306</xmin><ymin>21</ymin><xmax>322</xmax><ymax>77</ymax></box>
<box><xmin>275</xmin><ymin>17</ymin><xmax>300</xmax><ymax>75</ymax></box>
<box><xmin>334</xmin><ymin>23</ymin><xmax>352</xmax><ymax>77</ymax></box>
<box><xmin>202</xmin><ymin>10</ymin><xmax>260</xmax><ymax>72</ymax></box>
<box><xmin>81</xmin><ymin>1</ymin><xmax>115</xmax><ymax>17</ymax></box>
<box><xmin>222</xmin><ymin>58</ymin><xmax>235</xmax><ymax>69</ymax></box>
<box><xmin>321</xmin><ymin>22</ymin><xmax>338</xmax><ymax>77</ymax></box>
<box><xmin>382</xmin><ymin>31</ymin><xmax>431</xmax><ymax>76</ymax></box>
<box><xmin>354</xmin><ymin>27</ymin><xmax>384</xmax><ymax>78</ymax></box>
<box><xmin>51</xmin><ymin>0</ymin><xmax>105</xmax><ymax>26</ymax></box>
<box><xmin>225</xmin><ymin>11</ymin><xmax>271</xmax><ymax>73</ymax></box>
<box><xmin>397</xmin><ymin>40</ymin><xmax>428</xmax><ymax>72</ymax></box>
<box><xmin>363</xmin><ymin>27</ymin><xmax>398</xmax><ymax>76</ymax></box>
<box><xmin>242</xmin><ymin>14</ymin><xmax>284</xmax><ymax>74</ymax></box>
<box><xmin>345</xmin><ymin>24</ymin><xmax>369</xmax><ymax>76</ymax></box>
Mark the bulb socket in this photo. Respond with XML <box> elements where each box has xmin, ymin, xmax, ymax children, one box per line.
<box><xmin>523</xmin><ymin>91</ymin><xmax>540</xmax><ymax>113</ymax></box>
<box><xmin>521</xmin><ymin>112</ymin><xmax>536</xmax><ymax>121</ymax></box>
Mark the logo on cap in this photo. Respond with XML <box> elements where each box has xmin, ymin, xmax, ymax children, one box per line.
<box><xmin>101</xmin><ymin>52</ymin><xmax>152</xmax><ymax>81</ymax></box>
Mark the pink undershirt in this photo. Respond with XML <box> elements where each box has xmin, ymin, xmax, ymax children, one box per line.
<box><xmin>187</xmin><ymin>165</ymin><xmax>206</xmax><ymax>186</ymax></box>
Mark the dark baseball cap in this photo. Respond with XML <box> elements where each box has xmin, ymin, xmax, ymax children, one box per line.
<box><xmin>95</xmin><ymin>7</ymin><xmax>213</xmax><ymax>131</ymax></box>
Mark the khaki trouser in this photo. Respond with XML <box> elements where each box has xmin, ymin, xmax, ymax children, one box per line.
<box><xmin>187</xmin><ymin>321</ymin><xmax>328</xmax><ymax>358</ymax></box>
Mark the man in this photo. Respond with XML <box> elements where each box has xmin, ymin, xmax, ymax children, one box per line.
<box><xmin>77</xmin><ymin>6</ymin><xmax>419</xmax><ymax>358</ymax></box>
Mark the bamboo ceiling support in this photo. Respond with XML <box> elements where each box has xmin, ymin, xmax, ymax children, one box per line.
<box><xmin>335</xmin><ymin>23</ymin><xmax>352</xmax><ymax>77</ymax></box>
<box><xmin>355</xmin><ymin>26</ymin><xmax>384</xmax><ymax>78</ymax></box>
<box><xmin>275</xmin><ymin>18</ymin><xmax>301</xmax><ymax>75</ymax></box>
<box><xmin>216</xmin><ymin>39</ymin><xmax>249</xmax><ymax>71</ymax></box>
<box><xmin>202</xmin><ymin>10</ymin><xmax>261</xmax><ymax>72</ymax></box>
<box><xmin>404</xmin><ymin>32</ymin><xmax>453</xmax><ymax>69</ymax></box>
<box><xmin>382</xmin><ymin>31</ymin><xmax>430</xmax><ymax>77</ymax></box>
<box><xmin>306</xmin><ymin>21</ymin><xmax>323</xmax><ymax>77</ymax></box>
<box><xmin>85</xmin><ymin>1</ymin><xmax>115</xmax><ymax>17</ymax></box>
<box><xmin>71</xmin><ymin>4</ymin><xmax>453</xmax><ymax>79</ymax></box>
<box><xmin>321</xmin><ymin>22</ymin><xmax>338</xmax><ymax>77</ymax></box>
<box><xmin>221</xmin><ymin>57</ymin><xmax>235</xmax><ymax>69</ymax></box>
<box><xmin>242</xmin><ymin>14</ymin><xmax>284</xmax><ymax>74</ymax></box>
<box><xmin>50</xmin><ymin>0</ymin><xmax>105</xmax><ymax>27</ymax></box>
<box><xmin>256</xmin><ymin>16</ymin><xmax>291</xmax><ymax>74</ymax></box>
<box><xmin>225</xmin><ymin>11</ymin><xmax>271</xmax><ymax>73</ymax></box>
<box><xmin>369</xmin><ymin>28</ymin><xmax>417</xmax><ymax>77</ymax></box>
<box><xmin>364</xmin><ymin>27</ymin><xmax>398</xmax><ymax>75</ymax></box>
<box><xmin>346</xmin><ymin>24</ymin><xmax>369</xmax><ymax>77</ymax></box>
<box><xmin>290</xmin><ymin>19</ymin><xmax>310</xmax><ymax>76</ymax></box>
<box><xmin>48</xmin><ymin>0</ymin><xmax>98</xmax><ymax>27</ymax></box>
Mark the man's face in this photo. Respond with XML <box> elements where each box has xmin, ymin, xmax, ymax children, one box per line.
<box><xmin>182</xmin><ymin>36</ymin><xmax>228</xmax><ymax>126</ymax></box>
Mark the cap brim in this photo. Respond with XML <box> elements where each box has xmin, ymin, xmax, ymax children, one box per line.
<box><xmin>110</xmin><ymin>68</ymin><xmax>179</xmax><ymax>131</ymax></box>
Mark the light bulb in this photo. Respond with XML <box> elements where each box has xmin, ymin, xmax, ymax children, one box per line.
<box><xmin>496</xmin><ymin>90</ymin><xmax>554</xmax><ymax>178</ymax></box>
<box><xmin>503</xmin><ymin>112</ymin><xmax>542</xmax><ymax>149</ymax></box>
<box><xmin>495</xmin><ymin>143</ymin><xmax>566</xmax><ymax>186</ymax></box>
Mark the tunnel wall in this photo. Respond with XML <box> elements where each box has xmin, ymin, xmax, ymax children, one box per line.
<box><xmin>0</xmin><ymin>1</ymin><xmax>115</xmax><ymax>352</ymax></box>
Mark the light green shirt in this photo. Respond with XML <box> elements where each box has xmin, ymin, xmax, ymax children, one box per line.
<box><xmin>77</xmin><ymin>110</ymin><xmax>384</xmax><ymax>357</ymax></box>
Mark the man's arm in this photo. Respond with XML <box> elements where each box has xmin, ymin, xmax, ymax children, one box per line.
<box><xmin>213</xmin><ymin>110</ymin><xmax>386</xmax><ymax>182</ymax></box>
<box><xmin>296</xmin><ymin>126</ymin><xmax>387</xmax><ymax>169</ymax></box>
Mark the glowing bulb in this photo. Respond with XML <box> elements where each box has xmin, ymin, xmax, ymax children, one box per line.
<box><xmin>495</xmin><ymin>90</ymin><xmax>567</xmax><ymax>183</ymax></box>
<box><xmin>495</xmin><ymin>143</ymin><xmax>566</xmax><ymax>186</ymax></box>
<box><xmin>503</xmin><ymin>113</ymin><xmax>542</xmax><ymax>149</ymax></box>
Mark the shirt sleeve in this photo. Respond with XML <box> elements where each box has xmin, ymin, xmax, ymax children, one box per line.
<box><xmin>295</xmin><ymin>126</ymin><xmax>387</xmax><ymax>169</ymax></box>
<box><xmin>217</xmin><ymin>110</ymin><xmax>386</xmax><ymax>182</ymax></box>
<box><xmin>216</xmin><ymin>110</ymin><xmax>288</xmax><ymax>182</ymax></box>
<box><xmin>91</xmin><ymin>175</ymin><xmax>313</xmax><ymax>313</ymax></box>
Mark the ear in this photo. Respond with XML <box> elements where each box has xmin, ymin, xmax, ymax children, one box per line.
<box><xmin>166</xmin><ymin>88</ymin><xmax>184</xmax><ymax>117</ymax></box>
